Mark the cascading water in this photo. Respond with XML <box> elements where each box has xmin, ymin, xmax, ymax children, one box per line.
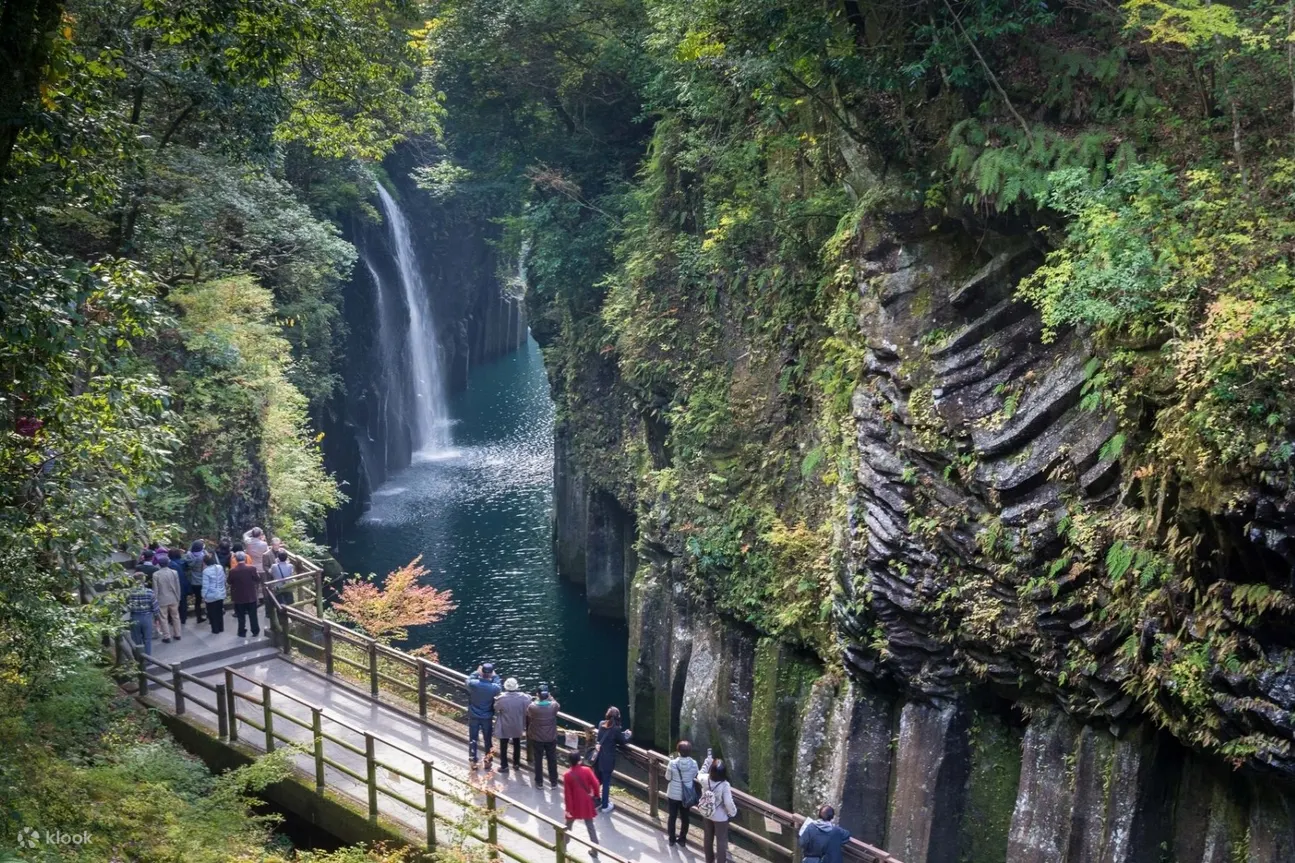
<box><xmin>374</xmin><ymin>183</ymin><xmax>450</xmax><ymax>457</ymax></box>
<box><xmin>361</xmin><ymin>254</ymin><xmax>394</xmax><ymax>474</ymax></box>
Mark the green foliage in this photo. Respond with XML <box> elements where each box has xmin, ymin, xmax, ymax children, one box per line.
<box><xmin>0</xmin><ymin>0</ymin><xmax>432</xmax><ymax>716</ymax></box>
<box><xmin>0</xmin><ymin>666</ymin><xmax>292</xmax><ymax>862</ymax></box>
<box><xmin>137</xmin><ymin>149</ymin><xmax>357</xmax><ymax>403</ymax></box>
<box><xmin>165</xmin><ymin>277</ymin><xmax>343</xmax><ymax>541</ymax></box>
<box><xmin>0</xmin><ymin>229</ymin><xmax>174</xmax><ymax>694</ymax></box>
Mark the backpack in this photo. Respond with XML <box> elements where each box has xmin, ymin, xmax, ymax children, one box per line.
<box><xmin>674</xmin><ymin>760</ymin><xmax>699</xmax><ymax>808</ymax></box>
<box><xmin>695</xmin><ymin>780</ymin><xmax>717</xmax><ymax>819</ymax></box>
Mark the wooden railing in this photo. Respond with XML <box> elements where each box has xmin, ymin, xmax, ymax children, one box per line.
<box><xmin>128</xmin><ymin>643</ymin><xmax>629</xmax><ymax>863</ymax></box>
<box><xmin>105</xmin><ymin>554</ymin><xmax>901</xmax><ymax>863</ymax></box>
<box><xmin>268</xmin><ymin>596</ymin><xmax>901</xmax><ymax>863</ymax></box>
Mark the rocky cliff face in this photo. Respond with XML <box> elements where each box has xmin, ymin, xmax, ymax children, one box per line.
<box><xmin>322</xmin><ymin>152</ymin><xmax>527</xmax><ymax>541</ymax></box>
<box><xmin>551</xmin><ymin>206</ymin><xmax>1295</xmax><ymax>861</ymax></box>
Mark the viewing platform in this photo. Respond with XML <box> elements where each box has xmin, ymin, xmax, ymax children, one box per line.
<box><xmin>111</xmin><ymin>560</ymin><xmax>901</xmax><ymax>863</ymax></box>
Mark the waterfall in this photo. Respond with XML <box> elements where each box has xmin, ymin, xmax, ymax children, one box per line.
<box><xmin>361</xmin><ymin>254</ymin><xmax>394</xmax><ymax>474</ymax></box>
<box><xmin>374</xmin><ymin>183</ymin><xmax>450</xmax><ymax>457</ymax></box>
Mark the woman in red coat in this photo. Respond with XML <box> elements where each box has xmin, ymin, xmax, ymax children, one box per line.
<box><xmin>562</xmin><ymin>750</ymin><xmax>602</xmax><ymax>859</ymax></box>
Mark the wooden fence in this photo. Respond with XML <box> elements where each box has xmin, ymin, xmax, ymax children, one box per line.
<box><xmin>261</xmin><ymin>589</ymin><xmax>902</xmax><ymax>863</ymax></box>
<box><xmin>129</xmin><ymin>642</ymin><xmax>630</xmax><ymax>863</ymax></box>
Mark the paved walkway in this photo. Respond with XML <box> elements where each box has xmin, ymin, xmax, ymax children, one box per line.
<box><xmin>142</xmin><ymin>615</ymin><xmax>725</xmax><ymax>863</ymax></box>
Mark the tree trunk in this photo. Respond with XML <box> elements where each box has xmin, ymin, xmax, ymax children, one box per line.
<box><xmin>0</xmin><ymin>0</ymin><xmax>65</xmax><ymax>179</ymax></box>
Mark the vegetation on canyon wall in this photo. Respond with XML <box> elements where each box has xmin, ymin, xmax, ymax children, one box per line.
<box><xmin>424</xmin><ymin>0</ymin><xmax>1295</xmax><ymax>768</ymax></box>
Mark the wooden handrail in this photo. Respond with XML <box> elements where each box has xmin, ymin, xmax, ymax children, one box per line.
<box><xmin>218</xmin><ymin>667</ymin><xmax>633</xmax><ymax>863</ymax></box>
<box><xmin>126</xmin><ymin>546</ymin><xmax>901</xmax><ymax>863</ymax></box>
<box><xmin>274</xmin><ymin>604</ymin><xmax>899</xmax><ymax>863</ymax></box>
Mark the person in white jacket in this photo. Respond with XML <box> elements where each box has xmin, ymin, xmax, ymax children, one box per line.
<box><xmin>666</xmin><ymin>740</ymin><xmax>700</xmax><ymax>846</ymax></box>
<box><xmin>699</xmin><ymin>755</ymin><xmax>737</xmax><ymax>863</ymax></box>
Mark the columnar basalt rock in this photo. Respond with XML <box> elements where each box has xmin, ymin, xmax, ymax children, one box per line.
<box><xmin>886</xmin><ymin>700</ymin><xmax>973</xmax><ymax>863</ymax></box>
<box><xmin>835</xmin><ymin>686</ymin><xmax>897</xmax><ymax>847</ymax></box>
<box><xmin>1007</xmin><ymin>708</ymin><xmax>1083</xmax><ymax>863</ymax></box>
<box><xmin>553</xmin><ymin>208</ymin><xmax>1295</xmax><ymax>862</ymax></box>
<box><xmin>585</xmin><ymin>490</ymin><xmax>634</xmax><ymax>617</ymax></box>
<box><xmin>837</xmin><ymin>214</ymin><xmax>1295</xmax><ymax>779</ymax></box>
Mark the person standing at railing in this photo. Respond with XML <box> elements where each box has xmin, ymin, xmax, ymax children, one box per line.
<box><xmin>152</xmin><ymin>553</ymin><xmax>183</xmax><ymax>643</ymax></box>
<box><xmin>494</xmin><ymin>677</ymin><xmax>530</xmax><ymax>773</ymax></box>
<box><xmin>267</xmin><ymin>550</ymin><xmax>295</xmax><ymax>606</ymax></box>
<box><xmin>562</xmin><ymin>749</ymin><xmax>602</xmax><ymax>861</ymax></box>
<box><xmin>126</xmin><ymin>573</ymin><xmax>160</xmax><ymax>655</ymax></box>
<box><xmin>245</xmin><ymin>528</ymin><xmax>270</xmax><ymax>575</ymax></box>
<box><xmin>263</xmin><ymin>536</ymin><xmax>284</xmax><ymax>572</ymax></box>
<box><xmin>590</xmin><ymin>706</ymin><xmax>632</xmax><ymax>813</ymax></box>
<box><xmin>666</xmin><ymin>740</ymin><xmax>700</xmax><ymax>847</ymax></box>
<box><xmin>698</xmin><ymin>756</ymin><xmax>737</xmax><ymax>863</ymax></box>
<box><xmin>183</xmin><ymin>540</ymin><xmax>207</xmax><ymax>625</ymax></box>
<box><xmin>466</xmin><ymin>662</ymin><xmax>502</xmax><ymax>769</ymax></box>
<box><xmin>201</xmin><ymin>551</ymin><xmax>228</xmax><ymax>635</ymax></box>
<box><xmin>228</xmin><ymin>552</ymin><xmax>262</xmax><ymax>638</ymax></box>
<box><xmin>798</xmin><ymin>804</ymin><xmax>851</xmax><ymax>863</ymax></box>
<box><xmin>526</xmin><ymin>685</ymin><xmax>561</xmax><ymax>788</ymax></box>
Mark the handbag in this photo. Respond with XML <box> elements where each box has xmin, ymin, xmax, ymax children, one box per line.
<box><xmin>675</xmin><ymin>760</ymin><xmax>699</xmax><ymax>808</ymax></box>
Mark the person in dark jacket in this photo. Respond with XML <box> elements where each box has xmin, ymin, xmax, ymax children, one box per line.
<box><xmin>167</xmin><ymin>547</ymin><xmax>190</xmax><ymax>624</ymax></box>
<box><xmin>227</xmin><ymin>552</ymin><xmax>261</xmax><ymax>638</ymax></box>
<box><xmin>494</xmin><ymin>677</ymin><xmax>530</xmax><ymax>773</ymax></box>
<box><xmin>798</xmin><ymin>805</ymin><xmax>851</xmax><ymax>863</ymax></box>
<box><xmin>215</xmin><ymin>538</ymin><xmax>233</xmax><ymax>570</ymax></box>
<box><xmin>526</xmin><ymin>686</ymin><xmax>561</xmax><ymax>787</ymax></box>
<box><xmin>134</xmin><ymin>555</ymin><xmax>158</xmax><ymax>579</ymax></box>
<box><xmin>183</xmin><ymin>540</ymin><xmax>206</xmax><ymax>624</ymax></box>
<box><xmin>591</xmin><ymin>706</ymin><xmax>631</xmax><ymax>813</ymax></box>
<box><xmin>465</xmin><ymin>663</ymin><xmax>502</xmax><ymax>769</ymax></box>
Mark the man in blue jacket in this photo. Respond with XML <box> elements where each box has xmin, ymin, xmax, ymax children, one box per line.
<box><xmin>798</xmin><ymin>805</ymin><xmax>851</xmax><ymax>863</ymax></box>
<box><xmin>465</xmin><ymin>662</ymin><xmax>502</xmax><ymax>769</ymax></box>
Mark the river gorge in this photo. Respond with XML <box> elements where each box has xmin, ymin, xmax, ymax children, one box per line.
<box><xmin>321</xmin><ymin>169</ymin><xmax>1295</xmax><ymax>863</ymax></box>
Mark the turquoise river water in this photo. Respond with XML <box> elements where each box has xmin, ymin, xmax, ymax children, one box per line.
<box><xmin>337</xmin><ymin>337</ymin><xmax>629</xmax><ymax>723</ymax></box>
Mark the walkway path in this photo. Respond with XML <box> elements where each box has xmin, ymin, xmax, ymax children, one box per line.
<box><xmin>141</xmin><ymin>620</ymin><xmax>738</xmax><ymax>863</ymax></box>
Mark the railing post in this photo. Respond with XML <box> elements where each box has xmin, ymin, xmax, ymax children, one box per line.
<box><xmin>487</xmin><ymin>790</ymin><xmax>499</xmax><ymax>860</ymax></box>
<box><xmin>323</xmin><ymin>622</ymin><xmax>334</xmax><ymax>676</ymax></box>
<box><xmin>137</xmin><ymin>654</ymin><xmax>148</xmax><ymax>696</ymax></box>
<box><xmin>368</xmin><ymin>640</ymin><xmax>379</xmax><ymax>697</ymax></box>
<box><xmin>418</xmin><ymin>660</ymin><xmax>428</xmax><ymax>719</ymax></box>
<box><xmin>648</xmin><ymin>755</ymin><xmax>659</xmax><ymax>819</ymax></box>
<box><xmin>266</xmin><ymin>594</ymin><xmax>280</xmax><ymax>639</ymax></box>
<box><xmin>225</xmin><ymin>669</ymin><xmax>238</xmax><ymax>742</ymax></box>
<box><xmin>365</xmin><ymin>733</ymin><xmax>378</xmax><ymax>823</ymax></box>
<box><xmin>312</xmin><ymin>708</ymin><xmax>325</xmax><ymax>792</ymax></box>
<box><xmin>424</xmin><ymin>759</ymin><xmax>436</xmax><ymax>848</ymax></box>
<box><xmin>279</xmin><ymin>607</ymin><xmax>292</xmax><ymax>656</ymax></box>
<box><xmin>262</xmin><ymin>684</ymin><xmax>274</xmax><ymax>752</ymax></box>
<box><xmin>215</xmin><ymin>683</ymin><xmax>229</xmax><ymax>738</ymax></box>
<box><xmin>171</xmin><ymin>663</ymin><xmax>185</xmax><ymax>715</ymax></box>
<box><xmin>555</xmin><ymin>825</ymin><xmax>567</xmax><ymax>863</ymax></box>
<box><xmin>314</xmin><ymin>569</ymin><xmax>324</xmax><ymax>617</ymax></box>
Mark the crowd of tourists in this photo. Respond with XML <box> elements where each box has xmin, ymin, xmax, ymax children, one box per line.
<box><xmin>123</xmin><ymin>527</ymin><xmax>298</xmax><ymax>654</ymax></box>
<box><xmin>461</xmin><ymin>664</ymin><xmax>852</xmax><ymax>863</ymax></box>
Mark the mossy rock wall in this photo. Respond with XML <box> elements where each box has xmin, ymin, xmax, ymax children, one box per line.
<box><xmin>959</xmin><ymin>709</ymin><xmax>1023</xmax><ymax>863</ymax></box>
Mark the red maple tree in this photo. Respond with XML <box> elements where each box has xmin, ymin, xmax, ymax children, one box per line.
<box><xmin>333</xmin><ymin>557</ymin><xmax>456</xmax><ymax>658</ymax></box>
